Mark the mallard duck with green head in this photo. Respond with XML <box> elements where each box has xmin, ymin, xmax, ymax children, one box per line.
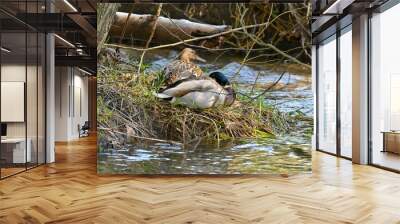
<box><xmin>163</xmin><ymin>48</ymin><xmax>206</xmax><ymax>85</ymax></box>
<box><xmin>155</xmin><ymin>71</ymin><xmax>236</xmax><ymax>109</ymax></box>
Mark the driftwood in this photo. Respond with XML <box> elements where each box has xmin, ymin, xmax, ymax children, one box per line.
<box><xmin>110</xmin><ymin>12</ymin><xmax>231</xmax><ymax>46</ymax></box>
<box><xmin>97</xmin><ymin>3</ymin><xmax>120</xmax><ymax>55</ymax></box>
<box><xmin>105</xmin><ymin>18</ymin><xmax>312</xmax><ymax>69</ymax></box>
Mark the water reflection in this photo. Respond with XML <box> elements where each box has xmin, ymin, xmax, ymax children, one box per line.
<box><xmin>98</xmin><ymin>136</ymin><xmax>311</xmax><ymax>174</ymax></box>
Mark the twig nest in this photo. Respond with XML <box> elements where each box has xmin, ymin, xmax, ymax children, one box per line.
<box><xmin>232</xmin><ymin>101</ymin><xmax>242</xmax><ymax>107</ymax></box>
<box><xmin>225</xmin><ymin>121</ymin><xmax>239</xmax><ymax>130</ymax></box>
<box><xmin>126</xmin><ymin>125</ymin><xmax>136</xmax><ymax>136</ymax></box>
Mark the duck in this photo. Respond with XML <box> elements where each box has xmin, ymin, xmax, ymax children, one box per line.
<box><xmin>163</xmin><ymin>48</ymin><xmax>206</xmax><ymax>85</ymax></box>
<box><xmin>154</xmin><ymin>71</ymin><xmax>236</xmax><ymax>109</ymax></box>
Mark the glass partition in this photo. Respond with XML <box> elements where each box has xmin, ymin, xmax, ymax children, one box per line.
<box><xmin>339</xmin><ymin>27</ymin><xmax>352</xmax><ymax>158</ymax></box>
<box><xmin>0</xmin><ymin>1</ymin><xmax>46</xmax><ymax>179</ymax></box>
<box><xmin>370</xmin><ymin>4</ymin><xmax>400</xmax><ymax>171</ymax></box>
<box><xmin>0</xmin><ymin>31</ymin><xmax>28</xmax><ymax>178</ymax></box>
<box><xmin>317</xmin><ymin>35</ymin><xmax>337</xmax><ymax>154</ymax></box>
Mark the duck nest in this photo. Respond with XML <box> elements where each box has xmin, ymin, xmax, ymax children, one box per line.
<box><xmin>97</xmin><ymin>62</ymin><xmax>293</xmax><ymax>146</ymax></box>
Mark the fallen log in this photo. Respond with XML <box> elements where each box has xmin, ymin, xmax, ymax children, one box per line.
<box><xmin>109</xmin><ymin>12</ymin><xmax>231</xmax><ymax>46</ymax></box>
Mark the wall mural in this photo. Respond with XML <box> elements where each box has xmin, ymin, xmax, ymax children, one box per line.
<box><xmin>97</xmin><ymin>3</ymin><xmax>312</xmax><ymax>174</ymax></box>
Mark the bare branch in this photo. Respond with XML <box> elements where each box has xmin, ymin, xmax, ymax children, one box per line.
<box><xmin>138</xmin><ymin>4</ymin><xmax>163</xmax><ymax>74</ymax></box>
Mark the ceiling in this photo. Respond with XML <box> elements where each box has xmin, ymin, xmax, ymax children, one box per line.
<box><xmin>311</xmin><ymin>0</ymin><xmax>391</xmax><ymax>44</ymax></box>
<box><xmin>0</xmin><ymin>0</ymin><xmax>97</xmax><ymax>75</ymax></box>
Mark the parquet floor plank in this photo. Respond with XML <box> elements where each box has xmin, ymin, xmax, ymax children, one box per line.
<box><xmin>0</xmin><ymin>135</ymin><xmax>399</xmax><ymax>223</ymax></box>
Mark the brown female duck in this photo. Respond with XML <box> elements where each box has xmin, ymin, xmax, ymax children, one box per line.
<box><xmin>163</xmin><ymin>48</ymin><xmax>206</xmax><ymax>85</ymax></box>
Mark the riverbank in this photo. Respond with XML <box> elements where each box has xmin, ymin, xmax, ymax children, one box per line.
<box><xmin>97</xmin><ymin>59</ymin><xmax>294</xmax><ymax>146</ymax></box>
<box><xmin>97</xmin><ymin>48</ymin><xmax>312</xmax><ymax>174</ymax></box>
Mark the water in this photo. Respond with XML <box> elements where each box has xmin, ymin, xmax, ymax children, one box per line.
<box><xmin>144</xmin><ymin>50</ymin><xmax>313</xmax><ymax>117</ymax></box>
<box><xmin>98</xmin><ymin>49</ymin><xmax>313</xmax><ymax>174</ymax></box>
<box><xmin>98</xmin><ymin>137</ymin><xmax>311</xmax><ymax>174</ymax></box>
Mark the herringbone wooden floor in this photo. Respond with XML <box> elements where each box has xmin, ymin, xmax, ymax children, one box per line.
<box><xmin>1</xmin><ymin>135</ymin><xmax>400</xmax><ymax>224</ymax></box>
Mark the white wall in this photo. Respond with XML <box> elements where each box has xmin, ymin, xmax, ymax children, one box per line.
<box><xmin>55</xmin><ymin>66</ymin><xmax>69</xmax><ymax>141</ymax></box>
<box><xmin>1</xmin><ymin>62</ymin><xmax>46</xmax><ymax>164</ymax></box>
<box><xmin>71</xmin><ymin>72</ymin><xmax>89</xmax><ymax>138</ymax></box>
<box><xmin>1</xmin><ymin>64</ymin><xmax>26</xmax><ymax>138</ymax></box>
<box><xmin>54</xmin><ymin>67</ymin><xmax>89</xmax><ymax>141</ymax></box>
